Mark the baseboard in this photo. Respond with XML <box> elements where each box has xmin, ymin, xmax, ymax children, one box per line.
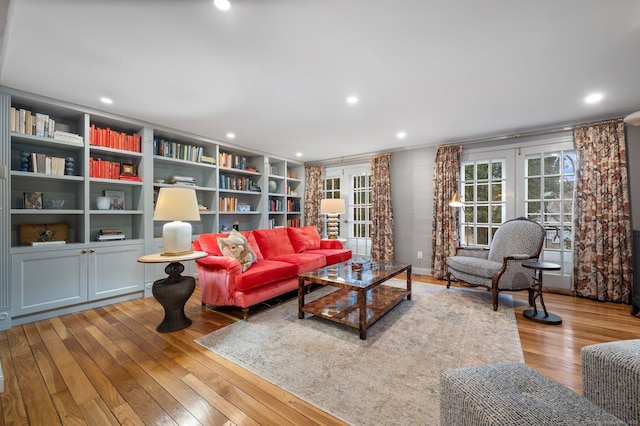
<box><xmin>412</xmin><ymin>267</ymin><xmax>430</xmax><ymax>276</ymax></box>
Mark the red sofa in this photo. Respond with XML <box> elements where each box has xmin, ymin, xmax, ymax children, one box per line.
<box><xmin>193</xmin><ymin>226</ymin><xmax>352</xmax><ymax>318</ymax></box>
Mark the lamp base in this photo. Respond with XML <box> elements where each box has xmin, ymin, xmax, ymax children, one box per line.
<box><xmin>161</xmin><ymin>250</ymin><xmax>194</xmax><ymax>257</ymax></box>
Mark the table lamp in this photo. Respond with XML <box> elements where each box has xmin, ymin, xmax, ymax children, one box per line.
<box><xmin>153</xmin><ymin>187</ymin><xmax>201</xmax><ymax>256</ymax></box>
<box><xmin>320</xmin><ymin>198</ymin><xmax>345</xmax><ymax>239</ymax></box>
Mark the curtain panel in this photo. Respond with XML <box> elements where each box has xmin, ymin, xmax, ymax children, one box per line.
<box><xmin>371</xmin><ymin>153</ymin><xmax>394</xmax><ymax>262</ymax></box>
<box><xmin>431</xmin><ymin>145</ymin><xmax>462</xmax><ymax>279</ymax></box>
<box><xmin>573</xmin><ymin>121</ymin><xmax>632</xmax><ymax>303</ymax></box>
<box><xmin>304</xmin><ymin>164</ymin><xmax>324</xmax><ymax>234</ymax></box>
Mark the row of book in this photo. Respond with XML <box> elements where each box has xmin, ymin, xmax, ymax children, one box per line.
<box><xmin>89</xmin><ymin>124</ymin><xmax>142</xmax><ymax>153</ymax></box>
<box><xmin>10</xmin><ymin>107</ymin><xmax>56</xmax><ymax>138</ymax></box>
<box><xmin>29</xmin><ymin>153</ymin><xmax>67</xmax><ymax>175</ymax></box>
<box><xmin>286</xmin><ymin>219</ymin><xmax>301</xmax><ymax>227</ymax></box>
<box><xmin>287</xmin><ymin>199</ymin><xmax>301</xmax><ymax>212</ymax></box>
<box><xmin>219</xmin><ymin>174</ymin><xmax>258</xmax><ymax>191</ymax></box>
<box><xmin>89</xmin><ymin>157</ymin><xmax>142</xmax><ymax>182</ymax></box>
<box><xmin>153</xmin><ymin>138</ymin><xmax>215</xmax><ymax>164</ymax></box>
<box><xmin>97</xmin><ymin>228</ymin><xmax>125</xmax><ymax>242</ymax></box>
<box><xmin>219</xmin><ymin>152</ymin><xmax>251</xmax><ymax>170</ymax></box>
<box><xmin>219</xmin><ymin>197</ymin><xmax>254</xmax><ymax>212</ymax></box>
<box><xmin>269</xmin><ymin>199</ymin><xmax>283</xmax><ymax>212</ymax></box>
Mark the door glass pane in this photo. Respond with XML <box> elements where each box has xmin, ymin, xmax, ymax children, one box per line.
<box><xmin>544</xmin><ymin>177</ymin><xmax>560</xmax><ymax>199</ymax></box>
<box><xmin>528</xmin><ymin>157</ymin><xmax>541</xmax><ymax>176</ymax></box>
<box><xmin>477</xmin><ymin>184</ymin><xmax>489</xmax><ymax>202</ymax></box>
<box><xmin>544</xmin><ymin>154</ymin><xmax>561</xmax><ymax>174</ymax></box>
<box><xmin>477</xmin><ymin>227</ymin><xmax>489</xmax><ymax>245</ymax></box>
<box><xmin>477</xmin><ymin>163</ymin><xmax>489</xmax><ymax>180</ymax></box>
<box><xmin>491</xmin><ymin>183</ymin><xmax>503</xmax><ymax>201</ymax></box>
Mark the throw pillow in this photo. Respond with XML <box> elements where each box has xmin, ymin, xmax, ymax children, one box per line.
<box><xmin>217</xmin><ymin>230</ymin><xmax>258</xmax><ymax>272</ymax></box>
<box><xmin>287</xmin><ymin>226</ymin><xmax>321</xmax><ymax>253</ymax></box>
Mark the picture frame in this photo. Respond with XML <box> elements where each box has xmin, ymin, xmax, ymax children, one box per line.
<box><xmin>121</xmin><ymin>162</ymin><xmax>136</xmax><ymax>176</ymax></box>
<box><xmin>24</xmin><ymin>192</ymin><xmax>43</xmax><ymax>209</ymax></box>
<box><xmin>104</xmin><ymin>190</ymin><xmax>125</xmax><ymax>210</ymax></box>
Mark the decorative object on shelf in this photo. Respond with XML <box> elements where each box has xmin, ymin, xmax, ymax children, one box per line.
<box><xmin>19</xmin><ymin>223</ymin><xmax>69</xmax><ymax>246</ymax></box>
<box><xmin>44</xmin><ymin>199</ymin><xmax>68</xmax><ymax>209</ymax></box>
<box><xmin>97</xmin><ymin>228</ymin><xmax>125</xmax><ymax>242</ymax></box>
<box><xmin>19</xmin><ymin>150</ymin><xmax>31</xmax><ymax>171</ymax></box>
<box><xmin>288</xmin><ymin>171</ymin><xmax>298</xmax><ymax>179</ymax></box>
<box><xmin>320</xmin><ymin>198</ymin><xmax>345</xmax><ymax>239</ymax></box>
<box><xmin>154</xmin><ymin>187</ymin><xmax>201</xmax><ymax>256</ymax></box>
<box><xmin>23</xmin><ymin>192</ymin><xmax>43</xmax><ymax>209</ymax></box>
<box><xmin>64</xmin><ymin>156</ymin><xmax>75</xmax><ymax>176</ymax></box>
<box><xmin>103</xmin><ymin>190</ymin><xmax>125</xmax><ymax>210</ymax></box>
<box><xmin>168</xmin><ymin>175</ymin><xmax>196</xmax><ymax>186</ymax></box>
<box><xmin>121</xmin><ymin>163</ymin><xmax>136</xmax><ymax>176</ymax></box>
<box><xmin>269</xmin><ymin>180</ymin><xmax>277</xmax><ymax>193</ymax></box>
<box><xmin>232</xmin><ymin>221</ymin><xmax>239</xmax><ymax>231</ymax></box>
<box><xmin>96</xmin><ymin>196</ymin><xmax>111</xmax><ymax>210</ymax></box>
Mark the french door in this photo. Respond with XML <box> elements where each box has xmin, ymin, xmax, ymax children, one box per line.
<box><xmin>461</xmin><ymin>135</ymin><xmax>575</xmax><ymax>290</ymax></box>
<box><xmin>324</xmin><ymin>164</ymin><xmax>372</xmax><ymax>257</ymax></box>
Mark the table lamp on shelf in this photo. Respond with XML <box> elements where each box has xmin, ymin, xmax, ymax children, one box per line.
<box><xmin>320</xmin><ymin>198</ymin><xmax>345</xmax><ymax>239</ymax></box>
<box><xmin>153</xmin><ymin>187</ymin><xmax>201</xmax><ymax>256</ymax></box>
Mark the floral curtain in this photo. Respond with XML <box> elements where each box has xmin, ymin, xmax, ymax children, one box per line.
<box><xmin>573</xmin><ymin>121</ymin><xmax>632</xmax><ymax>303</ymax></box>
<box><xmin>431</xmin><ymin>145</ymin><xmax>462</xmax><ymax>279</ymax></box>
<box><xmin>371</xmin><ymin>153</ymin><xmax>394</xmax><ymax>262</ymax></box>
<box><xmin>304</xmin><ymin>164</ymin><xmax>324</xmax><ymax>234</ymax></box>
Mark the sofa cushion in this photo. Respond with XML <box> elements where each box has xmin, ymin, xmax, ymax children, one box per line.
<box><xmin>217</xmin><ymin>230</ymin><xmax>258</xmax><ymax>272</ymax></box>
<box><xmin>235</xmin><ymin>260</ymin><xmax>299</xmax><ymax>291</ymax></box>
<box><xmin>287</xmin><ymin>226</ymin><xmax>321</xmax><ymax>252</ymax></box>
<box><xmin>446</xmin><ymin>256</ymin><xmax>502</xmax><ymax>278</ymax></box>
<box><xmin>305</xmin><ymin>248</ymin><xmax>352</xmax><ymax>265</ymax></box>
<box><xmin>270</xmin><ymin>252</ymin><xmax>327</xmax><ymax>273</ymax></box>
<box><xmin>253</xmin><ymin>228</ymin><xmax>296</xmax><ymax>258</ymax></box>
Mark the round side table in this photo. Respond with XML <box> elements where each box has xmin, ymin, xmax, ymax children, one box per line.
<box><xmin>522</xmin><ymin>260</ymin><xmax>562</xmax><ymax>325</ymax></box>
<box><xmin>138</xmin><ymin>251</ymin><xmax>207</xmax><ymax>332</ymax></box>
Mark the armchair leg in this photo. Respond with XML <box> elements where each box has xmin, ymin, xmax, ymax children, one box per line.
<box><xmin>446</xmin><ymin>272</ymin><xmax>452</xmax><ymax>289</ymax></box>
<box><xmin>492</xmin><ymin>287</ymin><xmax>499</xmax><ymax>311</ymax></box>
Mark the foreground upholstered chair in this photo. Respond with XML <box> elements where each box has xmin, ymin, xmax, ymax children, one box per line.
<box><xmin>446</xmin><ymin>217</ymin><xmax>545</xmax><ymax>311</ymax></box>
<box><xmin>581</xmin><ymin>339</ymin><xmax>640</xmax><ymax>424</ymax></box>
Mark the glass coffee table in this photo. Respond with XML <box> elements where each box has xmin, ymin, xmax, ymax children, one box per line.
<box><xmin>298</xmin><ymin>261</ymin><xmax>411</xmax><ymax>340</ymax></box>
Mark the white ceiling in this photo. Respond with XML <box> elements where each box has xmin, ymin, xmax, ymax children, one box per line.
<box><xmin>1</xmin><ymin>0</ymin><xmax>639</xmax><ymax>162</ymax></box>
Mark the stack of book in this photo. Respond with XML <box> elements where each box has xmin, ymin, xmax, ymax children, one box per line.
<box><xmin>54</xmin><ymin>130</ymin><xmax>84</xmax><ymax>144</ymax></box>
<box><xmin>168</xmin><ymin>175</ymin><xmax>196</xmax><ymax>186</ymax></box>
<box><xmin>97</xmin><ymin>228</ymin><xmax>125</xmax><ymax>242</ymax></box>
<box><xmin>350</xmin><ymin>258</ymin><xmax>372</xmax><ymax>272</ymax></box>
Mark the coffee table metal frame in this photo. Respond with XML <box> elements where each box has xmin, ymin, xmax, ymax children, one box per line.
<box><xmin>298</xmin><ymin>261</ymin><xmax>411</xmax><ymax>340</ymax></box>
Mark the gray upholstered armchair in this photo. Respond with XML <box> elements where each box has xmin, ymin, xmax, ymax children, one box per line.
<box><xmin>446</xmin><ymin>217</ymin><xmax>545</xmax><ymax>310</ymax></box>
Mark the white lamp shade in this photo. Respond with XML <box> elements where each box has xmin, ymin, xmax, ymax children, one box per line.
<box><xmin>320</xmin><ymin>198</ymin><xmax>345</xmax><ymax>214</ymax></box>
<box><xmin>154</xmin><ymin>187</ymin><xmax>201</xmax><ymax>221</ymax></box>
<box><xmin>154</xmin><ymin>187</ymin><xmax>201</xmax><ymax>255</ymax></box>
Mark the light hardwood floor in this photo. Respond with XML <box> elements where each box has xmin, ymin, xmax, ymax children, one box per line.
<box><xmin>1</xmin><ymin>274</ymin><xmax>639</xmax><ymax>425</ymax></box>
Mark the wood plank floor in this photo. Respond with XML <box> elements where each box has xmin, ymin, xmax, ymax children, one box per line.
<box><xmin>1</xmin><ymin>274</ymin><xmax>639</xmax><ymax>425</ymax></box>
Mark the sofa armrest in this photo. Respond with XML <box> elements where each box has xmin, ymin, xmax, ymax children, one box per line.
<box><xmin>320</xmin><ymin>239</ymin><xmax>344</xmax><ymax>249</ymax></box>
<box><xmin>196</xmin><ymin>255</ymin><xmax>242</xmax><ymax>275</ymax></box>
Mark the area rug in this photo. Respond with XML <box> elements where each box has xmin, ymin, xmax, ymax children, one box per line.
<box><xmin>195</xmin><ymin>281</ymin><xmax>524</xmax><ymax>425</ymax></box>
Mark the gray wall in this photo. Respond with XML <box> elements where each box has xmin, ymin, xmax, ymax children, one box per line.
<box><xmin>391</xmin><ymin>125</ymin><xmax>640</xmax><ymax>275</ymax></box>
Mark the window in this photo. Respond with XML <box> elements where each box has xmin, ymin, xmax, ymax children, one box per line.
<box><xmin>460</xmin><ymin>159</ymin><xmax>506</xmax><ymax>246</ymax></box>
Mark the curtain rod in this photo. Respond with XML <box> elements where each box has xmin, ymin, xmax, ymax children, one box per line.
<box><xmin>304</xmin><ymin>114</ymin><xmax>628</xmax><ymax>167</ymax></box>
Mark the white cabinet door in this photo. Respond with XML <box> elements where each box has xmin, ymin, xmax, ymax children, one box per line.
<box><xmin>88</xmin><ymin>243</ymin><xmax>144</xmax><ymax>300</ymax></box>
<box><xmin>12</xmin><ymin>248</ymin><xmax>88</xmax><ymax>316</ymax></box>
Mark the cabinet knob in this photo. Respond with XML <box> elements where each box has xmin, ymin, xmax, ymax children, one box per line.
<box><xmin>89</xmin><ymin>249</ymin><xmax>95</xmax><ymax>253</ymax></box>
<box><xmin>81</xmin><ymin>249</ymin><xmax>87</xmax><ymax>254</ymax></box>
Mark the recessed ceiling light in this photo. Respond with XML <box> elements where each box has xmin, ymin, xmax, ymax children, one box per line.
<box><xmin>584</xmin><ymin>93</ymin><xmax>604</xmax><ymax>104</ymax></box>
<box><xmin>295</xmin><ymin>152</ymin><xmax>303</xmax><ymax>157</ymax></box>
<box><xmin>396</xmin><ymin>131</ymin><xmax>407</xmax><ymax>140</ymax></box>
<box><xmin>226</xmin><ymin>132</ymin><xmax>236</xmax><ymax>139</ymax></box>
<box><xmin>214</xmin><ymin>0</ymin><xmax>231</xmax><ymax>11</ymax></box>
<box><xmin>346</xmin><ymin>96</ymin><xmax>359</xmax><ymax>105</ymax></box>
<box><xmin>100</xmin><ymin>97</ymin><xmax>113</xmax><ymax>104</ymax></box>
